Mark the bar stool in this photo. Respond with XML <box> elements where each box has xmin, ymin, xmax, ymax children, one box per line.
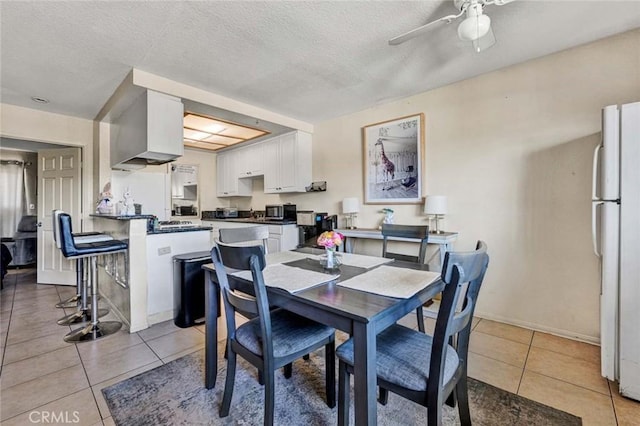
<box><xmin>52</xmin><ymin>210</ymin><xmax>111</xmax><ymax>325</ymax></box>
<box><xmin>53</xmin><ymin>209</ymin><xmax>112</xmax><ymax>310</ymax></box>
<box><xmin>57</xmin><ymin>213</ymin><xmax>127</xmax><ymax>342</ymax></box>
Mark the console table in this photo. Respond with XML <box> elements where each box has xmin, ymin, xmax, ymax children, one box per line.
<box><xmin>335</xmin><ymin>228</ymin><xmax>458</xmax><ymax>270</ymax></box>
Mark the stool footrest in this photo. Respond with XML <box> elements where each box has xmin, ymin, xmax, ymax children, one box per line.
<box><xmin>56</xmin><ymin>296</ymin><xmax>80</xmax><ymax>308</ymax></box>
<box><xmin>57</xmin><ymin>308</ymin><xmax>109</xmax><ymax>325</ymax></box>
<box><xmin>64</xmin><ymin>321</ymin><xmax>122</xmax><ymax>343</ymax></box>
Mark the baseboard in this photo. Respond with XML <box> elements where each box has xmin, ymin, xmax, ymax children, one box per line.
<box><xmin>148</xmin><ymin>310</ymin><xmax>174</xmax><ymax>326</ymax></box>
<box><xmin>473</xmin><ymin>310</ymin><xmax>600</xmax><ymax>346</ymax></box>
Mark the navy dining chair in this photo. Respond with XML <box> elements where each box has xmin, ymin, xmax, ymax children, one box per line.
<box><xmin>381</xmin><ymin>223</ymin><xmax>431</xmax><ymax>332</ymax></box>
<box><xmin>336</xmin><ymin>241</ymin><xmax>489</xmax><ymax>426</ymax></box>
<box><xmin>210</xmin><ymin>242</ymin><xmax>336</xmax><ymax>426</ymax></box>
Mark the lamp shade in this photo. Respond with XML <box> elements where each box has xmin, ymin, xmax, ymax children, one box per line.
<box><xmin>342</xmin><ymin>197</ymin><xmax>360</xmax><ymax>214</ymax></box>
<box><xmin>424</xmin><ymin>195</ymin><xmax>447</xmax><ymax>215</ymax></box>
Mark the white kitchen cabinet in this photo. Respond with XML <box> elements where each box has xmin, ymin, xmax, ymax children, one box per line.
<box><xmin>237</xmin><ymin>143</ymin><xmax>264</xmax><ymax>178</ymax></box>
<box><xmin>216</xmin><ymin>151</ymin><xmax>251</xmax><ymax>197</ymax></box>
<box><xmin>263</xmin><ymin>131</ymin><xmax>312</xmax><ymax>193</ymax></box>
<box><xmin>205</xmin><ymin>220</ymin><xmax>299</xmax><ymax>252</ymax></box>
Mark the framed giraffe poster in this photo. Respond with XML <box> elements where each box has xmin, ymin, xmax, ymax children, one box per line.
<box><xmin>362</xmin><ymin>113</ymin><xmax>425</xmax><ymax>204</ymax></box>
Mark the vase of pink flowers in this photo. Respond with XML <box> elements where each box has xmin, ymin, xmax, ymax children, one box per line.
<box><xmin>317</xmin><ymin>231</ymin><xmax>344</xmax><ymax>270</ymax></box>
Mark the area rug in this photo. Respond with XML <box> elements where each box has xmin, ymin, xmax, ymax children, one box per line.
<box><xmin>103</xmin><ymin>343</ymin><xmax>581</xmax><ymax>425</ymax></box>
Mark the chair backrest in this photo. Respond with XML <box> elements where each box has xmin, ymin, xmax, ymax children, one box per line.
<box><xmin>57</xmin><ymin>213</ymin><xmax>77</xmax><ymax>258</ymax></box>
<box><xmin>219</xmin><ymin>225</ymin><xmax>270</xmax><ymax>254</ymax></box>
<box><xmin>428</xmin><ymin>241</ymin><xmax>489</xmax><ymax>396</ymax></box>
<box><xmin>210</xmin><ymin>242</ymin><xmax>274</xmax><ymax>355</ymax></box>
<box><xmin>52</xmin><ymin>209</ymin><xmax>63</xmax><ymax>249</ymax></box>
<box><xmin>381</xmin><ymin>224</ymin><xmax>429</xmax><ymax>264</ymax></box>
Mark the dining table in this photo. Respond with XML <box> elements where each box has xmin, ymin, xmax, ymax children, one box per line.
<box><xmin>201</xmin><ymin>248</ymin><xmax>445</xmax><ymax>426</ymax></box>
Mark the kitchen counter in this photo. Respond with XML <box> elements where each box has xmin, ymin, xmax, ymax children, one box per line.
<box><xmin>90</xmin><ymin>214</ymin><xmax>155</xmax><ymax>220</ymax></box>
<box><xmin>147</xmin><ymin>226</ymin><xmax>212</xmax><ymax>235</ymax></box>
<box><xmin>202</xmin><ymin>218</ymin><xmax>297</xmax><ymax>225</ymax></box>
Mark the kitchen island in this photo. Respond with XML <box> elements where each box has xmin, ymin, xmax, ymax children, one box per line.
<box><xmin>91</xmin><ymin>214</ymin><xmax>213</xmax><ymax>332</ymax></box>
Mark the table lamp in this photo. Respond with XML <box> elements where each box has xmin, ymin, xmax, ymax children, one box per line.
<box><xmin>424</xmin><ymin>195</ymin><xmax>447</xmax><ymax>234</ymax></box>
<box><xmin>342</xmin><ymin>197</ymin><xmax>360</xmax><ymax>229</ymax></box>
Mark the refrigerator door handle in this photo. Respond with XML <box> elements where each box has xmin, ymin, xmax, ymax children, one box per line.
<box><xmin>592</xmin><ymin>201</ymin><xmax>604</xmax><ymax>257</ymax></box>
<box><xmin>592</xmin><ymin>143</ymin><xmax>602</xmax><ymax>201</ymax></box>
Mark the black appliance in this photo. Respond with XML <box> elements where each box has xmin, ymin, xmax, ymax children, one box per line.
<box><xmin>174</xmin><ymin>205</ymin><xmax>197</xmax><ymax>216</ymax></box>
<box><xmin>265</xmin><ymin>204</ymin><xmax>297</xmax><ymax>221</ymax></box>
<box><xmin>173</xmin><ymin>251</ymin><xmax>219</xmax><ymax>328</ymax></box>
<box><xmin>298</xmin><ymin>213</ymin><xmax>338</xmax><ymax>248</ymax></box>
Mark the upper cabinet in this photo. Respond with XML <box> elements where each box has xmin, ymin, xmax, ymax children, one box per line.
<box><xmin>215</xmin><ymin>130</ymin><xmax>312</xmax><ymax>197</ymax></box>
<box><xmin>263</xmin><ymin>131</ymin><xmax>312</xmax><ymax>193</ymax></box>
<box><xmin>216</xmin><ymin>150</ymin><xmax>251</xmax><ymax>197</ymax></box>
<box><xmin>236</xmin><ymin>143</ymin><xmax>264</xmax><ymax>178</ymax></box>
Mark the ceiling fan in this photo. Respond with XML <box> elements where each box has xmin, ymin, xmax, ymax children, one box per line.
<box><xmin>389</xmin><ymin>0</ymin><xmax>515</xmax><ymax>52</ymax></box>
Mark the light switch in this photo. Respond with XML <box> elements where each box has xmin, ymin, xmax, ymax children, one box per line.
<box><xmin>158</xmin><ymin>246</ymin><xmax>171</xmax><ymax>255</ymax></box>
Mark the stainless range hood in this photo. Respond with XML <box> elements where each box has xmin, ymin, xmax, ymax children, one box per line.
<box><xmin>111</xmin><ymin>90</ymin><xmax>184</xmax><ymax>170</ymax></box>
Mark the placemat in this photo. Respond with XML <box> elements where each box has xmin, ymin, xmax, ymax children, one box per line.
<box><xmin>232</xmin><ymin>263</ymin><xmax>338</xmax><ymax>293</ymax></box>
<box><xmin>337</xmin><ymin>265</ymin><xmax>440</xmax><ymax>298</ymax></box>
<box><xmin>265</xmin><ymin>251</ymin><xmax>318</xmax><ymax>265</ymax></box>
<box><xmin>337</xmin><ymin>253</ymin><xmax>394</xmax><ymax>269</ymax></box>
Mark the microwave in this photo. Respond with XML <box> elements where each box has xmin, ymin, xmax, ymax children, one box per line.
<box><xmin>265</xmin><ymin>204</ymin><xmax>296</xmax><ymax>221</ymax></box>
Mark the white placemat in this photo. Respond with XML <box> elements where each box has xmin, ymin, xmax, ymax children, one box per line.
<box><xmin>337</xmin><ymin>253</ymin><xmax>394</xmax><ymax>269</ymax></box>
<box><xmin>232</xmin><ymin>263</ymin><xmax>338</xmax><ymax>293</ymax></box>
<box><xmin>337</xmin><ymin>265</ymin><xmax>440</xmax><ymax>299</ymax></box>
<box><xmin>265</xmin><ymin>251</ymin><xmax>319</xmax><ymax>265</ymax></box>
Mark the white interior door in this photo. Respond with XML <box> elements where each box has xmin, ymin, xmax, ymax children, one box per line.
<box><xmin>37</xmin><ymin>147</ymin><xmax>82</xmax><ymax>285</ymax></box>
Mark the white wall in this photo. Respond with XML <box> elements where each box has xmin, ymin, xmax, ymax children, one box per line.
<box><xmin>0</xmin><ymin>104</ymin><xmax>96</xmax><ymax>228</ymax></box>
<box><xmin>231</xmin><ymin>29</ymin><xmax>640</xmax><ymax>342</ymax></box>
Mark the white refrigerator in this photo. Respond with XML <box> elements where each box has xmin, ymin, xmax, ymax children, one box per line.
<box><xmin>592</xmin><ymin>101</ymin><xmax>640</xmax><ymax>401</ymax></box>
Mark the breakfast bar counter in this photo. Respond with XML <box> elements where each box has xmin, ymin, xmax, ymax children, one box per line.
<box><xmin>91</xmin><ymin>214</ymin><xmax>213</xmax><ymax>332</ymax></box>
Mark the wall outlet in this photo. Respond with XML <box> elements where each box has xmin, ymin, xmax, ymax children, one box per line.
<box><xmin>158</xmin><ymin>246</ymin><xmax>171</xmax><ymax>256</ymax></box>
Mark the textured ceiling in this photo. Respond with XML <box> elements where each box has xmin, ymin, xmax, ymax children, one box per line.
<box><xmin>1</xmin><ymin>1</ymin><xmax>639</xmax><ymax>123</ymax></box>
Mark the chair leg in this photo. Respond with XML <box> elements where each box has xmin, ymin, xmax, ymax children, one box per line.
<box><xmin>456</xmin><ymin>374</ymin><xmax>472</xmax><ymax>426</ymax></box>
<box><xmin>283</xmin><ymin>363</ymin><xmax>293</xmax><ymax>379</ymax></box>
<box><xmin>427</xmin><ymin>402</ymin><xmax>442</xmax><ymax>426</ymax></box>
<box><xmin>416</xmin><ymin>306</ymin><xmax>425</xmax><ymax>333</ymax></box>
<box><xmin>264</xmin><ymin>369</ymin><xmax>275</xmax><ymax>426</ymax></box>
<box><xmin>378</xmin><ymin>387</ymin><xmax>389</xmax><ymax>405</ymax></box>
<box><xmin>338</xmin><ymin>361</ymin><xmax>349</xmax><ymax>426</ymax></box>
<box><xmin>325</xmin><ymin>341</ymin><xmax>336</xmax><ymax>408</ymax></box>
<box><xmin>220</xmin><ymin>350</ymin><xmax>236</xmax><ymax>417</ymax></box>
<box><xmin>258</xmin><ymin>370</ymin><xmax>264</xmax><ymax>385</ymax></box>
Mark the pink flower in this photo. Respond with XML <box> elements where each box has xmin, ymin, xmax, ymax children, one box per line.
<box><xmin>317</xmin><ymin>231</ymin><xmax>343</xmax><ymax>249</ymax></box>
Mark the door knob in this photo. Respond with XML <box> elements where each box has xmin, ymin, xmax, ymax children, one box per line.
<box><xmin>37</xmin><ymin>222</ymin><xmax>43</xmax><ymax>227</ymax></box>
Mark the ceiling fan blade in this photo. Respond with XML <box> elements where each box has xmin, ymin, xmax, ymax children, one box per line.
<box><xmin>389</xmin><ymin>11</ymin><xmax>464</xmax><ymax>46</ymax></box>
<box><xmin>471</xmin><ymin>25</ymin><xmax>496</xmax><ymax>52</ymax></box>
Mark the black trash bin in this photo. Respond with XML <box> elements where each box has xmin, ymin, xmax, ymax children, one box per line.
<box><xmin>173</xmin><ymin>251</ymin><xmax>214</xmax><ymax>328</ymax></box>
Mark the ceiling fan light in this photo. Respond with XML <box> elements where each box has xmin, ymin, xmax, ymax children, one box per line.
<box><xmin>457</xmin><ymin>14</ymin><xmax>491</xmax><ymax>41</ymax></box>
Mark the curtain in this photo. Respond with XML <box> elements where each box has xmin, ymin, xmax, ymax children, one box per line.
<box><xmin>0</xmin><ymin>161</ymin><xmax>25</xmax><ymax>238</ymax></box>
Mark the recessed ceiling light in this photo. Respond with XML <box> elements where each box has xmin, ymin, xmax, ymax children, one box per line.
<box><xmin>31</xmin><ymin>96</ymin><xmax>49</xmax><ymax>104</ymax></box>
<box><xmin>183</xmin><ymin>112</ymin><xmax>269</xmax><ymax>151</ymax></box>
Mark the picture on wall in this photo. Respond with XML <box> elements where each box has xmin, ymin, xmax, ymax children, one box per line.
<box><xmin>362</xmin><ymin>113</ymin><xmax>424</xmax><ymax>204</ymax></box>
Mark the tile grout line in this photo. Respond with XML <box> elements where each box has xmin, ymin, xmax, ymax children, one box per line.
<box><xmin>515</xmin><ymin>330</ymin><xmax>534</xmax><ymax>395</ymax></box>
<box><xmin>607</xmin><ymin>381</ymin><xmax>621</xmax><ymax>426</ymax></box>
<box><xmin>0</xmin><ymin>273</ymin><xmax>17</xmax><ymax>377</ymax></box>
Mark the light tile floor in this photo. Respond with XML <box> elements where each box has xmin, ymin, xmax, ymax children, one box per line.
<box><xmin>2</xmin><ymin>269</ymin><xmax>639</xmax><ymax>425</ymax></box>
